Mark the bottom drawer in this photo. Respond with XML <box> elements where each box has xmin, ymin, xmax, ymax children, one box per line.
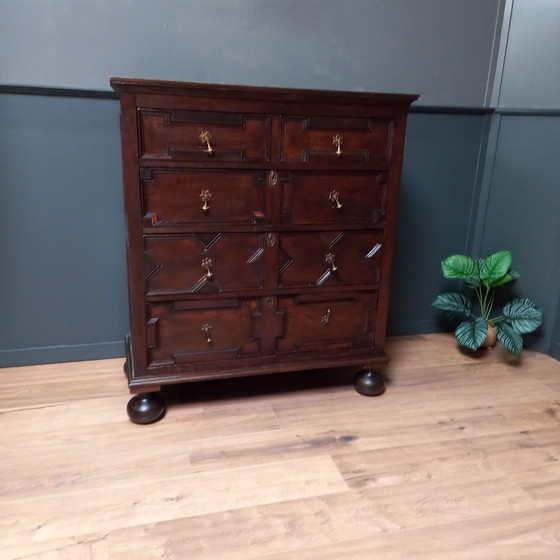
<box><xmin>275</xmin><ymin>291</ymin><xmax>378</xmax><ymax>354</ymax></box>
<box><xmin>146</xmin><ymin>298</ymin><xmax>263</xmax><ymax>367</ymax></box>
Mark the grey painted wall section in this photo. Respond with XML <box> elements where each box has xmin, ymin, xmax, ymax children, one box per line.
<box><xmin>472</xmin><ymin>0</ymin><xmax>560</xmax><ymax>356</ymax></box>
<box><xmin>0</xmin><ymin>94</ymin><xmax>129</xmax><ymax>366</ymax></box>
<box><xmin>389</xmin><ymin>112</ymin><xmax>488</xmax><ymax>335</ymax></box>
<box><xmin>0</xmin><ymin>0</ymin><xmax>502</xmax><ymax>107</ymax></box>
<box><xmin>498</xmin><ymin>0</ymin><xmax>560</xmax><ymax>109</ymax></box>
<box><xmin>477</xmin><ymin>115</ymin><xmax>560</xmax><ymax>354</ymax></box>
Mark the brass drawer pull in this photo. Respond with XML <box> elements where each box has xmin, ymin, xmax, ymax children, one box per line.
<box><xmin>329</xmin><ymin>190</ymin><xmax>343</xmax><ymax>209</ymax></box>
<box><xmin>199</xmin><ymin>130</ymin><xmax>214</xmax><ymax>156</ymax></box>
<box><xmin>321</xmin><ymin>308</ymin><xmax>331</xmax><ymax>325</ymax></box>
<box><xmin>332</xmin><ymin>134</ymin><xmax>342</xmax><ymax>158</ymax></box>
<box><xmin>325</xmin><ymin>253</ymin><xmax>338</xmax><ymax>272</ymax></box>
<box><xmin>200</xmin><ymin>189</ymin><xmax>212</xmax><ymax>212</ymax></box>
<box><xmin>201</xmin><ymin>257</ymin><xmax>213</xmax><ymax>278</ymax></box>
<box><xmin>201</xmin><ymin>323</ymin><xmax>213</xmax><ymax>343</ymax></box>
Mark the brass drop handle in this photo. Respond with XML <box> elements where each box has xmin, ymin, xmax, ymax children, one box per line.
<box><xmin>201</xmin><ymin>257</ymin><xmax>213</xmax><ymax>278</ymax></box>
<box><xmin>325</xmin><ymin>253</ymin><xmax>338</xmax><ymax>272</ymax></box>
<box><xmin>199</xmin><ymin>130</ymin><xmax>213</xmax><ymax>156</ymax></box>
<box><xmin>321</xmin><ymin>308</ymin><xmax>331</xmax><ymax>325</ymax></box>
<box><xmin>200</xmin><ymin>189</ymin><xmax>212</xmax><ymax>212</ymax></box>
<box><xmin>201</xmin><ymin>323</ymin><xmax>213</xmax><ymax>343</ymax></box>
<box><xmin>332</xmin><ymin>134</ymin><xmax>342</xmax><ymax>158</ymax></box>
<box><xmin>329</xmin><ymin>190</ymin><xmax>343</xmax><ymax>209</ymax></box>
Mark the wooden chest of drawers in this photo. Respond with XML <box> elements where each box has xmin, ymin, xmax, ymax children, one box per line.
<box><xmin>111</xmin><ymin>78</ymin><xmax>417</xmax><ymax>423</ymax></box>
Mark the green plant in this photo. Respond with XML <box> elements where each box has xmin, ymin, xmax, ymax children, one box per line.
<box><xmin>432</xmin><ymin>250</ymin><xmax>543</xmax><ymax>356</ymax></box>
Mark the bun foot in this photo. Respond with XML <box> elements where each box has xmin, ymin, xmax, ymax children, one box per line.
<box><xmin>127</xmin><ymin>393</ymin><xmax>165</xmax><ymax>424</ymax></box>
<box><xmin>353</xmin><ymin>369</ymin><xmax>385</xmax><ymax>396</ymax></box>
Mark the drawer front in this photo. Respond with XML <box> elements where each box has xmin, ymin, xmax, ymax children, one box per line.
<box><xmin>280</xmin><ymin>172</ymin><xmax>388</xmax><ymax>225</ymax></box>
<box><xmin>141</xmin><ymin>169</ymin><xmax>267</xmax><ymax>227</ymax></box>
<box><xmin>138</xmin><ymin>109</ymin><xmax>271</xmax><ymax>162</ymax></box>
<box><xmin>144</xmin><ymin>234</ymin><xmax>265</xmax><ymax>295</ymax></box>
<box><xmin>278</xmin><ymin>231</ymin><xmax>384</xmax><ymax>288</ymax></box>
<box><xmin>146</xmin><ymin>299</ymin><xmax>262</xmax><ymax>367</ymax></box>
<box><xmin>275</xmin><ymin>292</ymin><xmax>377</xmax><ymax>354</ymax></box>
<box><xmin>280</xmin><ymin>116</ymin><xmax>393</xmax><ymax>168</ymax></box>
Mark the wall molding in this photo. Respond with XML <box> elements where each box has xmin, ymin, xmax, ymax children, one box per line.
<box><xmin>2</xmin><ymin>85</ymin><xmax>560</xmax><ymax>118</ymax></box>
<box><xmin>0</xmin><ymin>84</ymin><xmax>117</xmax><ymax>99</ymax></box>
<box><xmin>496</xmin><ymin>108</ymin><xmax>560</xmax><ymax>117</ymax></box>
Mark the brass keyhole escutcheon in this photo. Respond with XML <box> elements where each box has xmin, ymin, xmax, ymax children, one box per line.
<box><xmin>267</xmin><ymin>233</ymin><xmax>276</xmax><ymax>247</ymax></box>
<box><xmin>321</xmin><ymin>308</ymin><xmax>331</xmax><ymax>325</ymax></box>
<box><xmin>268</xmin><ymin>170</ymin><xmax>278</xmax><ymax>186</ymax></box>
<box><xmin>265</xmin><ymin>296</ymin><xmax>274</xmax><ymax>309</ymax></box>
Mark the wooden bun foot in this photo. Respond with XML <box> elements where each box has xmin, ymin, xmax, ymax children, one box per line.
<box><xmin>127</xmin><ymin>393</ymin><xmax>165</xmax><ymax>424</ymax></box>
<box><xmin>353</xmin><ymin>369</ymin><xmax>386</xmax><ymax>396</ymax></box>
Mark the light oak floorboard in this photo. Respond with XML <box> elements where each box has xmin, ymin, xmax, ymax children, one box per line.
<box><xmin>1</xmin><ymin>333</ymin><xmax>559</xmax><ymax>559</ymax></box>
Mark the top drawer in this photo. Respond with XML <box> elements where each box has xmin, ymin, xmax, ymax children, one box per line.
<box><xmin>138</xmin><ymin>109</ymin><xmax>271</xmax><ymax>163</ymax></box>
<box><xmin>280</xmin><ymin>115</ymin><xmax>394</xmax><ymax>168</ymax></box>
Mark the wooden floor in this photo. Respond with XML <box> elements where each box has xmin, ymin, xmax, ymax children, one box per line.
<box><xmin>2</xmin><ymin>333</ymin><xmax>560</xmax><ymax>559</ymax></box>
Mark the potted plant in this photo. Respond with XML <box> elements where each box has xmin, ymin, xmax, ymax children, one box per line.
<box><xmin>432</xmin><ymin>250</ymin><xmax>543</xmax><ymax>356</ymax></box>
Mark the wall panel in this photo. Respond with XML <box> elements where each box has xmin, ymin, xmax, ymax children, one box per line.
<box><xmin>478</xmin><ymin>115</ymin><xmax>560</xmax><ymax>354</ymax></box>
<box><xmin>0</xmin><ymin>94</ymin><xmax>129</xmax><ymax>366</ymax></box>
<box><xmin>498</xmin><ymin>0</ymin><xmax>560</xmax><ymax>109</ymax></box>
<box><xmin>389</xmin><ymin>111</ymin><xmax>489</xmax><ymax>335</ymax></box>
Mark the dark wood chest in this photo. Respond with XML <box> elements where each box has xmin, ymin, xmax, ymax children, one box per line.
<box><xmin>111</xmin><ymin>78</ymin><xmax>417</xmax><ymax>423</ymax></box>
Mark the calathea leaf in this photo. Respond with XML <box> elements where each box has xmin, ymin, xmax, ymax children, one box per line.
<box><xmin>432</xmin><ymin>292</ymin><xmax>471</xmax><ymax>321</ymax></box>
<box><xmin>480</xmin><ymin>250</ymin><xmax>512</xmax><ymax>287</ymax></box>
<box><xmin>464</xmin><ymin>257</ymin><xmax>485</xmax><ymax>288</ymax></box>
<box><xmin>490</xmin><ymin>271</ymin><xmax>519</xmax><ymax>288</ymax></box>
<box><xmin>503</xmin><ymin>298</ymin><xmax>543</xmax><ymax>334</ymax></box>
<box><xmin>441</xmin><ymin>255</ymin><xmax>478</xmax><ymax>280</ymax></box>
<box><xmin>497</xmin><ymin>323</ymin><xmax>524</xmax><ymax>356</ymax></box>
<box><xmin>464</xmin><ymin>274</ymin><xmax>481</xmax><ymax>289</ymax></box>
<box><xmin>455</xmin><ymin>318</ymin><xmax>488</xmax><ymax>351</ymax></box>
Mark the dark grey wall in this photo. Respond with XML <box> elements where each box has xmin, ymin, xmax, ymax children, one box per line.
<box><xmin>476</xmin><ymin>115</ymin><xmax>560</xmax><ymax>354</ymax></box>
<box><xmin>389</xmin><ymin>111</ymin><xmax>489</xmax><ymax>336</ymax></box>
<box><xmin>472</xmin><ymin>0</ymin><xmax>560</xmax><ymax>357</ymax></box>
<box><xmin>0</xmin><ymin>94</ymin><xmax>129</xmax><ymax>366</ymax></box>
<box><xmin>2</xmin><ymin>0</ymin><xmax>559</xmax><ymax>365</ymax></box>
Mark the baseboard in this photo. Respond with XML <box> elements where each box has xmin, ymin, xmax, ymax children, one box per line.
<box><xmin>387</xmin><ymin>319</ymin><xmax>451</xmax><ymax>337</ymax></box>
<box><xmin>0</xmin><ymin>341</ymin><xmax>125</xmax><ymax>368</ymax></box>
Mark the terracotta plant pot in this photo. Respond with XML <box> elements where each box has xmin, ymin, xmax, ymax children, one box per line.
<box><xmin>482</xmin><ymin>325</ymin><xmax>498</xmax><ymax>348</ymax></box>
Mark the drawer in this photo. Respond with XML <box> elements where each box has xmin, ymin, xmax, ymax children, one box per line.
<box><xmin>280</xmin><ymin>115</ymin><xmax>393</xmax><ymax>167</ymax></box>
<box><xmin>280</xmin><ymin>172</ymin><xmax>388</xmax><ymax>225</ymax></box>
<box><xmin>144</xmin><ymin>234</ymin><xmax>265</xmax><ymax>295</ymax></box>
<box><xmin>275</xmin><ymin>292</ymin><xmax>377</xmax><ymax>354</ymax></box>
<box><xmin>140</xmin><ymin>169</ymin><xmax>267</xmax><ymax>227</ymax></box>
<box><xmin>278</xmin><ymin>231</ymin><xmax>383</xmax><ymax>288</ymax></box>
<box><xmin>138</xmin><ymin>109</ymin><xmax>271</xmax><ymax>162</ymax></box>
<box><xmin>146</xmin><ymin>299</ymin><xmax>262</xmax><ymax>367</ymax></box>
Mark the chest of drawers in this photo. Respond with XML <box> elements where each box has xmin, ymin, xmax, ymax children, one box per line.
<box><xmin>111</xmin><ymin>78</ymin><xmax>417</xmax><ymax>423</ymax></box>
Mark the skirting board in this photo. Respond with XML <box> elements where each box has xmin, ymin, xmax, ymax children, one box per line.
<box><xmin>0</xmin><ymin>341</ymin><xmax>125</xmax><ymax>368</ymax></box>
